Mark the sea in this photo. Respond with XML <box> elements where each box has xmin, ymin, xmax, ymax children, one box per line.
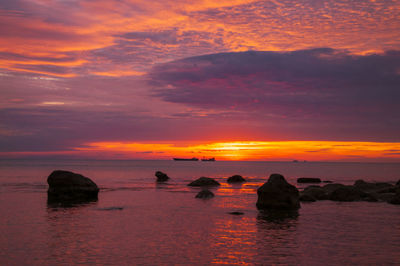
<box><xmin>1</xmin><ymin>159</ymin><xmax>400</xmax><ymax>265</ymax></box>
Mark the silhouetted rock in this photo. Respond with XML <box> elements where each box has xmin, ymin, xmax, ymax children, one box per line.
<box><xmin>329</xmin><ymin>185</ymin><xmax>377</xmax><ymax>202</ymax></box>
<box><xmin>322</xmin><ymin>183</ymin><xmax>346</xmax><ymax>195</ymax></box>
<box><xmin>228</xmin><ymin>211</ymin><xmax>244</xmax><ymax>215</ymax></box>
<box><xmin>353</xmin><ymin>179</ymin><xmax>393</xmax><ymax>191</ymax></box>
<box><xmin>302</xmin><ymin>186</ymin><xmax>328</xmax><ymax>200</ymax></box>
<box><xmin>396</xmin><ymin>180</ymin><xmax>400</xmax><ymax>186</ymax></box>
<box><xmin>297</xmin><ymin>177</ymin><xmax>321</xmax><ymax>183</ymax></box>
<box><xmin>322</xmin><ymin>180</ymin><xmax>333</xmax><ymax>183</ymax></box>
<box><xmin>256</xmin><ymin>173</ymin><xmax>300</xmax><ymax>210</ymax></box>
<box><xmin>47</xmin><ymin>170</ymin><xmax>99</xmax><ymax>202</ymax></box>
<box><xmin>155</xmin><ymin>171</ymin><xmax>169</xmax><ymax>182</ymax></box>
<box><xmin>299</xmin><ymin>194</ymin><xmax>316</xmax><ymax>202</ymax></box>
<box><xmin>188</xmin><ymin>177</ymin><xmax>220</xmax><ymax>187</ymax></box>
<box><xmin>227</xmin><ymin>175</ymin><xmax>246</xmax><ymax>183</ymax></box>
<box><xmin>388</xmin><ymin>186</ymin><xmax>400</xmax><ymax>205</ymax></box>
<box><xmin>195</xmin><ymin>189</ymin><xmax>215</xmax><ymax>198</ymax></box>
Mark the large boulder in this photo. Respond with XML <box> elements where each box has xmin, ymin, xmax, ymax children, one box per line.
<box><xmin>297</xmin><ymin>177</ymin><xmax>321</xmax><ymax>183</ymax></box>
<box><xmin>227</xmin><ymin>175</ymin><xmax>246</xmax><ymax>183</ymax></box>
<box><xmin>195</xmin><ymin>189</ymin><xmax>215</xmax><ymax>199</ymax></box>
<box><xmin>322</xmin><ymin>183</ymin><xmax>346</xmax><ymax>196</ymax></box>
<box><xmin>47</xmin><ymin>170</ymin><xmax>99</xmax><ymax>202</ymax></box>
<box><xmin>155</xmin><ymin>171</ymin><xmax>170</xmax><ymax>182</ymax></box>
<box><xmin>256</xmin><ymin>174</ymin><xmax>300</xmax><ymax>210</ymax></box>
<box><xmin>188</xmin><ymin>177</ymin><xmax>220</xmax><ymax>187</ymax></box>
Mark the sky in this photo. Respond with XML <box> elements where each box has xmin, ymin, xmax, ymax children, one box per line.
<box><xmin>1</xmin><ymin>0</ymin><xmax>400</xmax><ymax>161</ymax></box>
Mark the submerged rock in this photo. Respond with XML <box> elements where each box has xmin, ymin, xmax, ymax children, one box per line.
<box><xmin>47</xmin><ymin>170</ymin><xmax>99</xmax><ymax>202</ymax></box>
<box><xmin>188</xmin><ymin>177</ymin><xmax>220</xmax><ymax>187</ymax></box>
<box><xmin>256</xmin><ymin>173</ymin><xmax>300</xmax><ymax>210</ymax></box>
<box><xmin>228</xmin><ymin>211</ymin><xmax>244</xmax><ymax>215</ymax></box>
<box><xmin>155</xmin><ymin>171</ymin><xmax>170</xmax><ymax>182</ymax></box>
<box><xmin>227</xmin><ymin>175</ymin><xmax>246</xmax><ymax>183</ymax></box>
<box><xmin>195</xmin><ymin>189</ymin><xmax>215</xmax><ymax>199</ymax></box>
<box><xmin>297</xmin><ymin>177</ymin><xmax>321</xmax><ymax>183</ymax></box>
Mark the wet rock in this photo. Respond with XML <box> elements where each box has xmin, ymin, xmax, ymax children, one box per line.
<box><xmin>329</xmin><ymin>185</ymin><xmax>377</xmax><ymax>202</ymax></box>
<box><xmin>47</xmin><ymin>170</ymin><xmax>99</xmax><ymax>202</ymax></box>
<box><xmin>188</xmin><ymin>177</ymin><xmax>220</xmax><ymax>187</ymax></box>
<box><xmin>299</xmin><ymin>194</ymin><xmax>316</xmax><ymax>202</ymax></box>
<box><xmin>256</xmin><ymin>173</ymin><xmax>300</xmax><ymax>210</ymax></box>
<box><xmin>297</xmin><ymin>177</ymin><xmax>321</xmax><ymax>183</ymax></box>
<box><xmin>388</xmin><ymin>187</ymin><xmax>400</xmax><ymax>205</ymax></box>
<box><xmin>155</xmin><ymin>171</ymin><xmax>170</xmax><ymax>182</ymax></box>
<box><xmin>374</xmin><ymin>192</ymin><xmax>396</xmax><ymax>202</ymax></box>
<box><xmin>322</xmin><ymin>183</ymin><xmax>346</xmax><ymax>195</ymax></box>
<box><xmin>353</xmin><ymin>179</ymin><xmax>394</xmax><ymax>192</ymax></box>
<box><xmin>195</xmin><ymin>189</ymin><xmax>215</xmax><ymax>198</ymax></box>
<box><xmin>302</xmin><ymin>186</ymin><xmax>328</xmax><ymax>200</ymax></box>
<box><xmin>227</xmin><ymin>175</ymin><xmax>246</xmax><ymax>183</ymax></box>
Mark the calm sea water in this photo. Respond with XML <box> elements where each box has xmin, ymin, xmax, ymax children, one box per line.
<box><xmin>1</xmin><ymin>159</ymin><xmax>400</xmax><ymax>265</ymax></box>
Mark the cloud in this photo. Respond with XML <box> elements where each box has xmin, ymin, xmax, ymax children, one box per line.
<box><xmin>149</xmin><ymin>48</ymin><xmax>400</xmax><ymax>141</ymax></box>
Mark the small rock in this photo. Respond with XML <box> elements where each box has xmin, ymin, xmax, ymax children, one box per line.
<box><xmin>188</xmin><ymin>177</ymin><xmax>220</xmax><ymax>187</ymax></box>
<box><xmin>297</xmin><ymin>177</ymin><xmax>322</xmax><ymax>183</ymax></box>
<box><xmin>195</xmin><ymin>189</ymin><xmax>214</xmax><ymax>198</ymax></box>
<box><xmin>227</xmin><ymin>175</ymin><xmax>246</xmax><ymax>183</ymax></box>
<box><xmin>155</xmin><ymin>171</ymin><xmax>170</xmax><ymax>182</ymax></box>
<box><xmin>256</xmin><ymin>173</ymin><xmax>300</xmax><ymax>210</ymax></box>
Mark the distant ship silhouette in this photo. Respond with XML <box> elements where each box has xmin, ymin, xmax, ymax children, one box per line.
<box><xmin>173</xmin><ymin>157</ymin><xmax>199</xmax><ymax>161</ymax></box>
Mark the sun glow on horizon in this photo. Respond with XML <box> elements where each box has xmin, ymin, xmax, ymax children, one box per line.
<box><xmin>71</xmin><ymin>141</ymin><xmax>400</xmax><ymax>161</ymax></box>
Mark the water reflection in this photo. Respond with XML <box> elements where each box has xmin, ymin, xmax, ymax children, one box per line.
<box><xmin>257</xmin><ymin>209</ymin><xmax>299</xmax><ymax>225</ymax></box>
<box><xmin>47</xmin><ymin>197</ymin><xmax>98</xmax><ymax>209</ymax></box>
<box><xmin>255</xmin><ymin>210</ymin><xmax>300</xmax><ymax>264</ymax></box>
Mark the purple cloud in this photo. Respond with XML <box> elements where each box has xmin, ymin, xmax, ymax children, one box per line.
<box><xmin>149</xmin><ymin>49</ymin><xmax>400</xmax><ymax>141</ymax></box>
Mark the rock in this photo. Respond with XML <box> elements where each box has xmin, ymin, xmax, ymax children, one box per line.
<box><xmin>155</xmin><ymin>171</ymin><xmax>169</xmax><ymax>182</ymax></box>
<box><xmin>374</xmin><ymin>192</ymin><xmax>396</xmax><ymax>202</ymax></box>
<box><xmin>302</xmin><ymin>186</ymin><xmax>328</xmax><ymax>200</ymax></box>
<box><xmin>188</xmin><ymin>177</ymin><xmax>220</xmax><ymax>187</ymax></box>
<box><xmin>299</xmin><ymin>194</ymin><xmax>316</xmax><ymax>202</ymax></box>
<box><xmin>322</xmin><ymin>183</ymin><xmax>346</xmax><ymax>195</ymax></box>
<box><xmin>353</xmin><ymin>179</ymin><xmax>394</xmax><ymax>191</ymax></box>
<box><xmin>388</xmin><ymin>195</ymin><xmax>400</xmax><ymax>205</ymax></box>
<box><xmin>195</xmin><ymin>189</ymin><xmax>215</xmax><ymax>198</ymax></box>
<box><xmin>228</xmin><ymin>211</ymin><xmax>244</xmax><ymax>215</ymax></box>
<box><xmin>396</xmin><ymin>180</ymin><xmax>400</xmax><ymax>186</ymax></box>
<box><xmin>256</xmin><ymin>173</ymin><xmax>300</xmax><ymax>210</ymax></box>
<box><xmin>47</xmin><ymin>170</ymin><xmax>99</xmax><ymax>202</ymax></box>
<box><xmin>329</xmin><ymin>185</ymin><xmax>377</xmax><ymax>202</ymax></box>
<box><xmin>322</xmin><ymin>180</ymin><xmax>333</xmax><ymax>183</ymax></box>
<box><xmin>297</xmin><ymin>177</ymin><xmax>321</xmax><ymax>183</ymax></box>
<box><xmin>227</xmin><ymin>175</ymin><xmax>246</xmax><ymax>183</ymax></box>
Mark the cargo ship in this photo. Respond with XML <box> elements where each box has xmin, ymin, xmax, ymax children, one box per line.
<box><xmin>173</xmin><ymin>157</ymin><xmax>199</xmax><ymax>161</ymax></box>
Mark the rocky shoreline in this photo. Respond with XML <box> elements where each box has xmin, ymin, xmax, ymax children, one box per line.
<box><xmin>46</xmin><ymin>170</ymin><xmax>400</xmax><ymax>209</ymax></box>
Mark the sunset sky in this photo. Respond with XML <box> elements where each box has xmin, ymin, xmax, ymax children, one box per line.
<box><xmin>1</xmin><ymin>0</ymin><xmax>400</xmax><ymax>161</ymax></box>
